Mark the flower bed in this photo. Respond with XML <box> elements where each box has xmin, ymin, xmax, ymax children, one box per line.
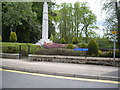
<box><xmin>43</xmin><ymin>42</ymin><xmax>68</xmax><ymax>48</ymax></box>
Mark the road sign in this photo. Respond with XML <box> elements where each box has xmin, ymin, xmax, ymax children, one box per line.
<box><xmin>74</xmin><ymin>48</ymin><xmax>89</xmax><ymax>51</ymax></box>
<box><xmin>112</xmin><ymin>31</ymin><xmax>118</xmax><ymax>34</ymax></box>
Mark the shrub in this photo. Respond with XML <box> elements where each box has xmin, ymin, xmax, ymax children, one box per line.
<box><xmin>67</xmin><ymin>44</ymin><xmax>74</xmax><ymax>49</ymax></box>
<box><xmin>61</xmin><ymin>38</ymin><xmax>66</xmax><ymax>44</ymax></box>
<box><xmin>98</xmin><ymin>50</ymin><xmax>102</xmax><ymax>56</ymax></box>
<box><xmin>88</xmin><ymin>39</ymin><xmax>99</xmax><ymax>56</ymax></box>
<box><xmin>77</xmin><ymin>43</ymin><xmax>88</xmax><ymax>48</ymax></box>
<box><xmin>9</xmin><ymin>32</ymin><xmax>17</xmax><ymax>42</ymax></box>
<box><xmin>99</xmin><ymin>50</ymin><xmax>120</xmax><ymax>58</ymax></box>
<box><xmin>0</xmin><ymin>35</ymin><xmax>2</xmax><ymax>42</ymax></box>
<box><xmin>50</xmin><ymin>34</ymin><xmax>54</xmax><ymax>41</ymax></box>
<box><xmin>116</xmin><ymin>49</ymin><xmax>120</xmax><ymax>58</ymax></box>
<box><xmin>72</xmin><ymin>37</ymin><xmax>79</xmax><ymax>44</ymax></box>
<box><xmin>35</xmin><ymin>48</ymin><xmax>83</xmax><ymax>56</ymax></box>
<box><xmin>21</xmin><ymin>50</ymin><xmax>28</xmax><ymax>57</ymax></box>
<box><xmin>2</xmin><ymin>46</ymin><xmax>18</xmax><ymax>53</ymax></box>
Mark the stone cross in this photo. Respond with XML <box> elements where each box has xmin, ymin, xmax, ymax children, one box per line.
<box><xmin>36</xmin><ymin>2</ymin><xmax>52</xmax><ymax>45</ymax></box>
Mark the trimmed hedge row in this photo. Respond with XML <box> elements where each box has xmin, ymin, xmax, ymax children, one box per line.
<box><xmin>35</xmin><ymin>48</ymin><xmax>86</xmax><ymax>56</ymax></box>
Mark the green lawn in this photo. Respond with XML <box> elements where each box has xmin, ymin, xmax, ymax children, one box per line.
<box><xmin>1</xmin><ymin>42</ymin><xmax>38</xmax><ymax>47</ymax></box>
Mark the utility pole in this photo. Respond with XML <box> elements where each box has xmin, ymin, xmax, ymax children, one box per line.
<box><xmin>112</xmin><ymin>31</ymin><xmax>117</xmax><ymax>65</ymax></box>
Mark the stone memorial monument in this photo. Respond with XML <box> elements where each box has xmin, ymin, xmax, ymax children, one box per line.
<box><xmin>36</xmin><ymin>2</ymin><xmax>52</xmax><ymax>45</ymax></box>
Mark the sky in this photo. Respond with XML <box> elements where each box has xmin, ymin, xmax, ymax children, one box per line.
<box><xmin>55</xmin><ymin>0</ymin><xmax>107</xmax><ymax>36</ymax></box>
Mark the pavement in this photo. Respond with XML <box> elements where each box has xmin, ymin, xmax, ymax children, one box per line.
<box><xmin>0</xmin><ymin>58</ymin><xmax>120</xmax><ymax>81</ymax></box>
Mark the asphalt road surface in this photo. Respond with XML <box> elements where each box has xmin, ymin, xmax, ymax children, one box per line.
<box><xmin>1</xmin><ymin>70</ymin><xmax>119</xmax><ymax>88</ymax></box>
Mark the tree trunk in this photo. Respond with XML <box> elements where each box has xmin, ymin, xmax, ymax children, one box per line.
<box><xmin>115</xmin><ymin>2</ymin><xmax>120</xmax><ymax>50</ymax></box>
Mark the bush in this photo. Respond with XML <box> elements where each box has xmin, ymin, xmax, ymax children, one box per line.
<box><xmin>67</xmin><ymin>44</ymin><xmax>74</xmax><ymax>49</ymax></box>
<box><xmin>61</xmin><ymin>38</ymin><xmax>66</xmax><ymax>44</ymax></box>
<box><xmin>88</xmin><ymin>40</ymin><xmax>99</xmax><ymax>56</ymax></box>
<box><xmin>35</xmin><ymin>48</ymin><xmax>83</xmax><ymax>56</ymax></box>
<box><xmin>72</xmin><ymin>37</ymin><xmax>79</xmax><ymax>44</ymax></box>
<box><xmin>1</xmin><ymin>42</ymin><xmax>41</xmax><ymax>54</ymax></box>
<box><xmin>0</xmin><ymin>35</ymin><xmax>2</xmax><ymax>42</ymax></box>
<box><xmin>116</xmin><ymin>49</ymin><xmax>120</xmax><ymax>58</ymax></box>
<box><xmin>77</xmin><ymin>43</ymin><xmax>88</xmax><ymax>48</ymax></box>
<box><xmin>2</xmin><ymin>46</ymin><xmax>18</xmax><ymax>53</ymax></box>
<box><xmin>99</xmin><ymin>50</ymin><xmax>120</xmax><ymax>58</ymax></box>
<box><xmin>50</xmin><ymin>34</ymin><xmax>54</xmax><ymax>41</ymax></box>
<box><xmin>9</xmin><ymin>32</ymin><xmax>17</xmax><ymax>42</ymax></box>
<box><xmin>21</xmin><ymin>50</ymin><xmax>28</xmax><ymax>57</ymax></box>
<box><xmin>98</xmin><ymin>50</ymin><xmax>102</xmax><ymax>56</ymax></box>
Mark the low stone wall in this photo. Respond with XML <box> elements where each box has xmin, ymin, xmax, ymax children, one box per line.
<box><xmin>1</xmin><ymin>53</ymin><xmax>120</xmax><ymax>67</ymax></box>
<box><xmin>29</xmin><ymin>54</ymin><xmax>120</xmax><ymax>67</ymax></box>
<box><xmin>0</xmin><ymin>53</ymin><xmax>19</xmax><ymax>59</ymax></box>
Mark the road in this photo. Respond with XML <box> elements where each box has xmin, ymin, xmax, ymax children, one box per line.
<box><xmin>1</xmin><ymin>69</ymin><xmax>119</xmax><ymax>88</ymax></box>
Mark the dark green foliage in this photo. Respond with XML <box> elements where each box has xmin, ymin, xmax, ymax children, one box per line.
<box><xmin>99</xmin><ymin>50</ymin><xmax>120</xmax><ymax>58</ymax></box>
<box><xmin>3</xmin><ymin>46</ymin><xmax>18</xmax><ymax>53</ymax></box>
<box><xmin>2</xmin><ymin>2</ymin><xmax>56</xmax><ymax>43</ymax></box>
<box><xmin>88</xmin><ymin>39</ymin><xmax>99</xmax><ymax>56</ymax></box>
<box><xmin>0</xmin><ymin>35</ymin><xmax>2</xmax><ymax>41</ymax></box>
<box><xmin>72</xmin><ymin>37</ymin><xmax>79</xmax><ymax>44</ymax></box>
<box><xmin>67</xmin><ymin>44</ymin><xmax>74</xmax><ymax>49</ymax></box>
<box><xmin>61</xmin><ymin>38</ymin><xmax>66</xmax><ymax>44</ymax></box>
<box><xmin>77</xmin><ymin>43</ymin><xmax>88</xmax><ymax>48</ymax></box>
<box><xmin>9</xmin><ymin>32</ymin><xmax>17</xmax><ymax>42</ymax></box>
<box><xmin>21</xmin><ymin>50</ymin><xmax>28</xmax><ymax>57</ymax></box>
<box><xmin>50</xmin><ymin>34</ymin><xmax>54</xmax><ymax>41</ymax></box>
<box><xmin>1</xmin><ymin>42</ymin><xmax>41</xmax><ymax>54</ymax></box>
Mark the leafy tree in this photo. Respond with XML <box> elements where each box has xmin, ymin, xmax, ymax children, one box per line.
<box><xmin>2</xmin><ymin>2</ymin><xmax>40</xmax><ymax>43</ymax></box>
<box><xmin>2</xmin><ymin>2</ymin><xmax>56</xmax><ymax>43</ymax></box>
<box><xmin>56</xmin><ymin>2</ymin><xmax>98</xmax><ymax>43</ymax></box>
<box><xmin>95</xmin><ymin>36</ymin><xmax>113</xmax><ymax>48</ymax></box>
<box><xmin>102</xmin><ymin>1</ymin><xmax>120</xmax><ymax>49</ymax></box>
<box><xmin>3</xmin><ymin>2</ymin><xmax>37</xmax><ymax>27</ymax></box>
<box><xmin>80</xmin><ymin>3</ymin><xmax>98</xmax><ymax>43</ymax></box>
<box><xmin>74</xmin><ymin>2</ymin><xmax>82</xmax><ymax>37</ymax></box>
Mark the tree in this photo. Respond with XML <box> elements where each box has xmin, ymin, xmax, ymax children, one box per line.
<box><xmin>80</xmin><ymin>3</ymin><xmax>98</xmax><ymax>43</ymax></box>
<box><xmin>2</xmin><ymin>2</ymin><xmax>41</xmax><ymax>43</ymax></box>
<box><xmin>102</xmin><ymin>1</ymin><xmax>120</xmax><ymax>49</ymax></box>
<box><xmin>56</xmin><ymin>2</ymin><xmax>98</xmax><ymax>43</ymax></box>
<box><xmin>3</xmin><ymin>2</ymin><xmax>37</xmax><ymax>27</ymax></box>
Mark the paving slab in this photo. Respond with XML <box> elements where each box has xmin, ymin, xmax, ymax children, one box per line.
<box><xmin>0</xmin><ymin>58</ymin><xmax>119</xmax><ymax>81</ymax></box>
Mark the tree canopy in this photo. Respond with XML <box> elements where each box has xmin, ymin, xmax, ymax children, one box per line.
<box><xmin>102</xmin><ymin>1</ymin><xmax>120</xmax><ymax>49</ymax></box>
<box><xmin>2</xmin><ymin>2</ymin><xmax>100</xmax><ymax>44</ymax></box>
<box><xmin>2</xmin><ymin>2</ymin><xmax>56</xmax><ymax>43</ymax></box>
<box><xmin>56</xmin><ymin>2</ymin><xmax>98</xmax><ymax>43</ymax></box>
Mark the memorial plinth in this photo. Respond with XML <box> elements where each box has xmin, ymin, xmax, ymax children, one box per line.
<box><xmin>36</xmin><ymin>2</ymin><xmax>52</xmax><ymax>45</ymax></box>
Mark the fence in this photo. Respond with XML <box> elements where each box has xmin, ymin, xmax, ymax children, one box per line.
<box><xmin>1</xmin><ymin>45</ymin><xmax>30</xmax><ymax>59</ymax></box>
<box><xmin>33</xmin><ymin>48</ymin><xmax>87</xmax><ymax>57</ymax></box>
<box><xmin>1</xmin><ymin>45</ymin><xmax>120</xmax><ymax>58</ymax></box>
